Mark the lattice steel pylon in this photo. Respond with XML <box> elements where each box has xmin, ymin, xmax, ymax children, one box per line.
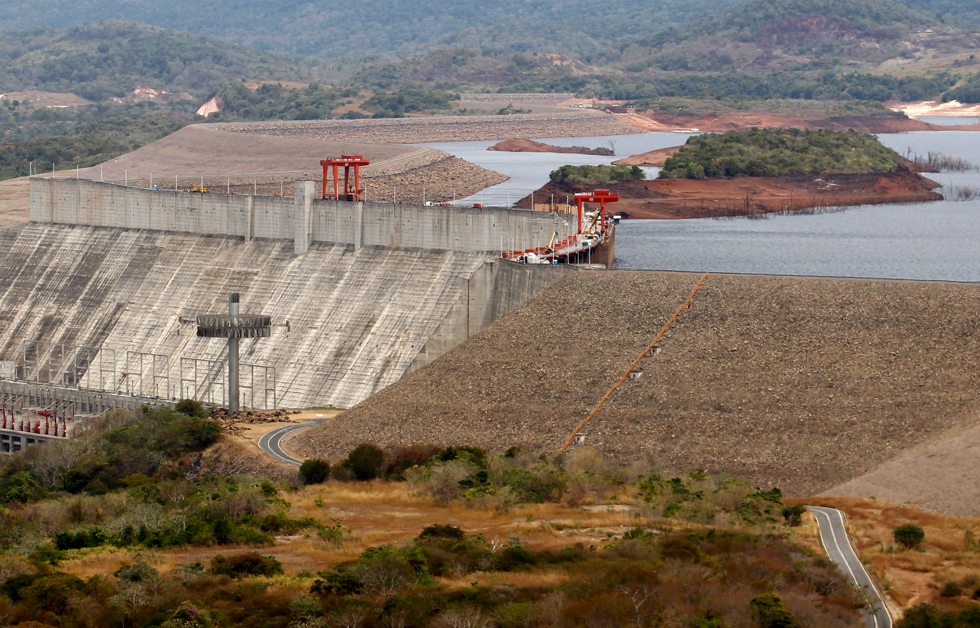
<box><xmin>196</xmin><ymin>294</ymin><xmax>272</xmax><ymax>412</ymax></box>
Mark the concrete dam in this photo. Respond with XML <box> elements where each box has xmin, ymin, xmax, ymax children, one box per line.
<box><xmin>0</xmin><ymin>178</ymin><xmax>578</xmax><ymax>410</ymax></box>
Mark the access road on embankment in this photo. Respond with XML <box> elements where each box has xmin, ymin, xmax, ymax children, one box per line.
<box><xmin>258</xmin><ymin>419</ymin><xmax>327</xmax><ymax>466</ymax></box>
<box><xmin>808</xmin><ymin>506</ymin><xmax>892</xmax><ymax>628</ymax></box>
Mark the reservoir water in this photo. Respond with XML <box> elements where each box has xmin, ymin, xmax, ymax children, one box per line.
<box><xmin>422</xmin><ymin>125</ymin><xmax>980</xmax><ymax>282</ymax></box>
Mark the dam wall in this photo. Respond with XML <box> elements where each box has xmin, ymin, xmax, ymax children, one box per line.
<box><xmin>30</xmin><ymin>179</ymin><xmax>579</xmax><ymax>255</ymax></box>
<box><xmin>6</xmin><ymin>181</ymin><xmax>579</xmax><ymax>409</ymax></box>
<box><xmin>0</xmin><ymin>223</ymin><xmax>488</xmax><ymax>408</ymax></box>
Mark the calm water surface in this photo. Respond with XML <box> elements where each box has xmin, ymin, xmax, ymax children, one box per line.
<box><xmin>424</xmin><ymin>130</ymin><xmax>980</xmax><ymax>282</ymax></box>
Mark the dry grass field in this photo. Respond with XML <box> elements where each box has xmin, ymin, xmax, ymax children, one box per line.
<box><xmin>299</xmin><ymin>271</ymin><xmax>980</xmax><ymax>499</ymax></box>
<box><xmin>56</xmin><ymin>479</ymin><xmax>643</xmax><ymax>580</ymax></box>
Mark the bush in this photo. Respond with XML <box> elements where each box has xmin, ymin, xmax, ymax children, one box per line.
<box><xmin>176</xmin><ymin>398</ymin><xmax>209</xmax><ymax>418</ymax></box>
<box><xmin>894</xmin><ymin>524</ymin><xmax>925</xmax><ymax>550</ymax></box>
<box><xmin>418</xmin><ymin>524</ymin><xmax>465</xmax><ymax>541</ymax></box>
<box><xmin>210</xmin><ymin>552</ymin><xmax>284</xmax><ymax>578</ymax></box>
<box><xmin>498</xmin><ymin>544</ymin><xmax>536</xmax><ymax>571</ymax></box>
<box><xmin>549</xmin><ymin>164</ymin><xmax>645</xmax><ymax>185</ymax></box>
<box><xmin>347</xmin><ymin>444</ymin><xmax>386</xmax><ymax>481</ymax></box>
<box><xmin>782</xmin><ymin>504</ymin><xmax>807</xmax><ymax>527</ymax></box>
<box><xmin>940</xmin><ymin>581</ymin><xmax>963</xmax><ymax>597</ymax></box>
<box><xmin>300</xmin><ymin>458</ymin><xmax>331</xmax><ymax>485</ymax></box>
<box><xmin>54</xmin><ymin>527</ymin><xmax>107</xmax><ymax>550</ymax></box>
<box><xmin>749</xmin><ymin>593</ymin><xmax>801</xmax><ymax>628</ymax></box>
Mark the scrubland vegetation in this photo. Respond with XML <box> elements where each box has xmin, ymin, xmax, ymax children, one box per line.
<box><xmin>0</xmin><ymin>406</ymin><xmax>876</xmax><ymax>627</ymax></box>
<box><xmin>659</xmin><ymin>128</ymin><xmax>905</xmax><ymax>179</ymax></box>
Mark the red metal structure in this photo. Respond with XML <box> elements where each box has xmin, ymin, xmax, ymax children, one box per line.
<box><xmin>320</xmin><ymin>155</ymin><xmax>370</xmax><ymax>201</ymax></box>
<box><xmin>574</xmin><ymin>189</ymin><xmax>619</xmax><ymax>232</ymax></box>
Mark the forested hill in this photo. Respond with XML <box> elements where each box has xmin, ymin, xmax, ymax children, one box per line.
<box><xmin>906</xmin><ymin>0</ymin><xmax>980</xmax><ymax>27</ymax></box>
<box><xmin>0</xmin><ymin>21</ymin><xmax>329</xmax><ymax>101</ymax></box>
<box><xmin>624</xmin><ymin>0</ymin><xmax>940</xmax><ymax>53</ymax></box>
<box><xmin>0</xmin><ymin>0</ymin><xmax>745</xmax><ymax>58</ymax></box>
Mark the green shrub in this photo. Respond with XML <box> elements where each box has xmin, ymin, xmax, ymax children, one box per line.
<box><xmin>300</xmin><ymin>458</ymin><xmax>331</xmax><ymax>485</ymax></box>
<box><xmin>210</xmin><ymin>552</ymin><xmax>284</xmax><ymax>578</ymax></box>
<box><xmin>894</xmin><ymin>524</ymin><xmax>925</xmax><ymax>550</ymax></box>
<box><xmin>749</xmin><ymin>593</ymin><xmax>801</xmax><ymax>628</ymax></box>
<box><xmin>781</xmin><ymin>504</ymin><xmax>807</xmax><ymax>527</ymax></box>
<box><xmin>418</xmin><ymin>524</ymin><xmax>465</xmax><ymax>541</ymax></box>
<box><xmin>498</xmin><ymin>544</ymin><xmax>536</xmax><ymax>571</ymax></box>
<box><xmin>54</xmin><ymin>527</ymin><xmax>107</xmax><ymax>550</ymax></box>
<box><xmin>940</xmin><ymin>581</ymin><xmax>963</xmax><ymax>597</ymax></box>
<box><xmin>347</xmin><ymin>444</ymin><xmax>386</xmax><ymax>481</ymax></box>
<box><xmin>549</xmin><ymin>164</ymin><xmax>645</xmax><ymax>185</ymax></box>
<box><xmin>176</xmin><ymin>398</ymin><xmax>209</xmax><ymax>418</ymax></box>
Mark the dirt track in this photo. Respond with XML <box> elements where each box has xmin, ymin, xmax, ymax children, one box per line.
<box><xmin>623</xmin><ymin>111</ymin><xmax>959</xmax><ymax>133</ymax></box>
<box><xmin>298</xmin><ymin>271</ymin><xmax>980</xmax><ymax>497</ymax></box>
<box><xmin>212</xmin><ymin>111</ymin><xmax>641</xmax><ymax>143</ymax></box>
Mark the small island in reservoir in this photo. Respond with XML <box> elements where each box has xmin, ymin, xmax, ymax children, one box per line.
<box><xmin>488</xmin><ymin>139</ymin><xmax>614</xmax><ymax>156</ymax></box>
<box><xmin>518</xmin><ymin>128</ymin><xmax>943</xmax><ymax>219</ymax></box>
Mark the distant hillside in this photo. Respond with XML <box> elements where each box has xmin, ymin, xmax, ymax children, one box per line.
<box><xmin>596</xmin><ymin>0</ymin><xmax>958</xmax><ymax>73</ymax></box>
<box><xmin>0</xmin><ymin>0</ymin><xmax>749</xmax><ymax>59</ymax></box>
<box><xmin>0</xmin><ymin>21</ymin><xmax>330</xmax><ymax>101</ymax></box>
<box><xmin>627</xmin><ymin>0</ymin><xmax>939</xmax><ymax>52</ymax></box>
<box><xmin>906</xmin><ymin>0</ymin><xmax>980</xmax><ymax>27</ymax></box>
<box><xmin>352</xmin><ymin>49</ymin><xmax>597</xmax><ymax>92</ymax></box>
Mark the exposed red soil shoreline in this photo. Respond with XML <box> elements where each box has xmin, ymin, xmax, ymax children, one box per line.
<box><xmin>517</xmin><ymin>168</ymin><xmax>942</xmax><ymax>219</ymax></box>
<box><xmin>488</xmin><ymin>138</ymin><xmax>613</xmax><ymax>155</ymax></box>
<box><xmin>620</xmin><ymin>111</ymin><xmax>980</xmax><ymax>134</ymax></box>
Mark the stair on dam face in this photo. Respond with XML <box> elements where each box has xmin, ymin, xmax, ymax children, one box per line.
<box><xmin>0</xmin><ymin>224</ymin><xmax>489</xmax><ymax>408</ymax></box>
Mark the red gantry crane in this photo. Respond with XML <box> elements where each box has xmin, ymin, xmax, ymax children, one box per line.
<box><xmin>320</xmin><ymin>155</ymin><xmax>370</xmax><ymax>201</ymax></box>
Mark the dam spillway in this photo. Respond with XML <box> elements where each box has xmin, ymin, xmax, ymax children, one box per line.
<box><xmin>0</xmin><ymin>179</ymin><xmax>578</xmax><ymax>410</ymax></box>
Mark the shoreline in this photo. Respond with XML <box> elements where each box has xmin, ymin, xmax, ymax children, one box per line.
<box><xmin>515</xmin><ymin>168</ymin><xmax>943</xmax><ymax>219</ymax></box>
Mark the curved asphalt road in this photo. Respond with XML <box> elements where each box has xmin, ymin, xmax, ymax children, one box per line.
<box><xmin>808</xmin><ymin>506</ymin><xmax>892</xmax><ymax>628</ymax></box>
<box><xmin>258</xmin><ymin>419</ymin><xmax>328</xmax><ymax>466</ymax></box>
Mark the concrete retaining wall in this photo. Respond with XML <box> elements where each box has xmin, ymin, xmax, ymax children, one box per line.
<box><xmin>31</xmin><ymin>179</ymin><xmax>578</xmax><ymax>255</ymax></box>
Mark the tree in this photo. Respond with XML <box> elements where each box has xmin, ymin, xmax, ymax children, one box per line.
<box><xmin>749</xmin><ymin>593</ymin><xmax>801</xmax><ymax>628</ymax></box>
<box><xmin>300</xmin><ymin>458</ymin><xmax>331</xmax><ymax>484</ymax></box>
<box><xmin>356</xmin><ymin>555</ymin><xmax>413</xmax><ymax>597</ymax></box>
<box><xmin>347</xmin><ymin>444</ymin><xmax>386</xmax><ymax>481</ymax></box>
<box><xmin>782</xmin><ymin>504</ymin><xmax>807</xmax><ymax>527</ymax></box>
<box><xmin>894</xmin><ymin>525</ymin><xmax>925</xmax><ymax>550</ymax></box>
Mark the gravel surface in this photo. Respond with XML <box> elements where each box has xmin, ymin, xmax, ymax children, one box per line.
<box><xmin>123</xmin><ymin>152</ymin><xmax>508</xmax><ymax>203</ymax></box>
<box><xmin>211</xmin><ymin>111</ymin><xmax>641</xmax><ymax>144</ymax></box>
<box><xmin>299</xmin><ymin>271</ymin><xmax>980</xmax><ymax>496</ymax></box>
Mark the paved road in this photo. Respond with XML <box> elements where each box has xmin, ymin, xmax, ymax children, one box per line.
<box><xmin>258</xmin><ymin>419</ymin><xmax>327</xmax><ymax>466</ymax></box>
<box><xmin>808</xmin><ymin>506</ymin><xmax>892</xmax><ymax>628</ymax></box>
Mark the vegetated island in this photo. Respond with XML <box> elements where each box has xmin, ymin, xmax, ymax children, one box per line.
<box><xmin>488</xmin><ymin>138</ymin><xmax>614</xmax><ymax>155</ymax></box>
<box><xmin>519</xmin><ymin>128</ymin><xmax>942</xmax><ymax>219</ymax></box>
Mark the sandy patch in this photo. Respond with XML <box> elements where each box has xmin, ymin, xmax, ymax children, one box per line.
<box><xmin>887</xmin><ymin>99</ymin><xmax>980</xmax><ymax>119</ymax></box>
